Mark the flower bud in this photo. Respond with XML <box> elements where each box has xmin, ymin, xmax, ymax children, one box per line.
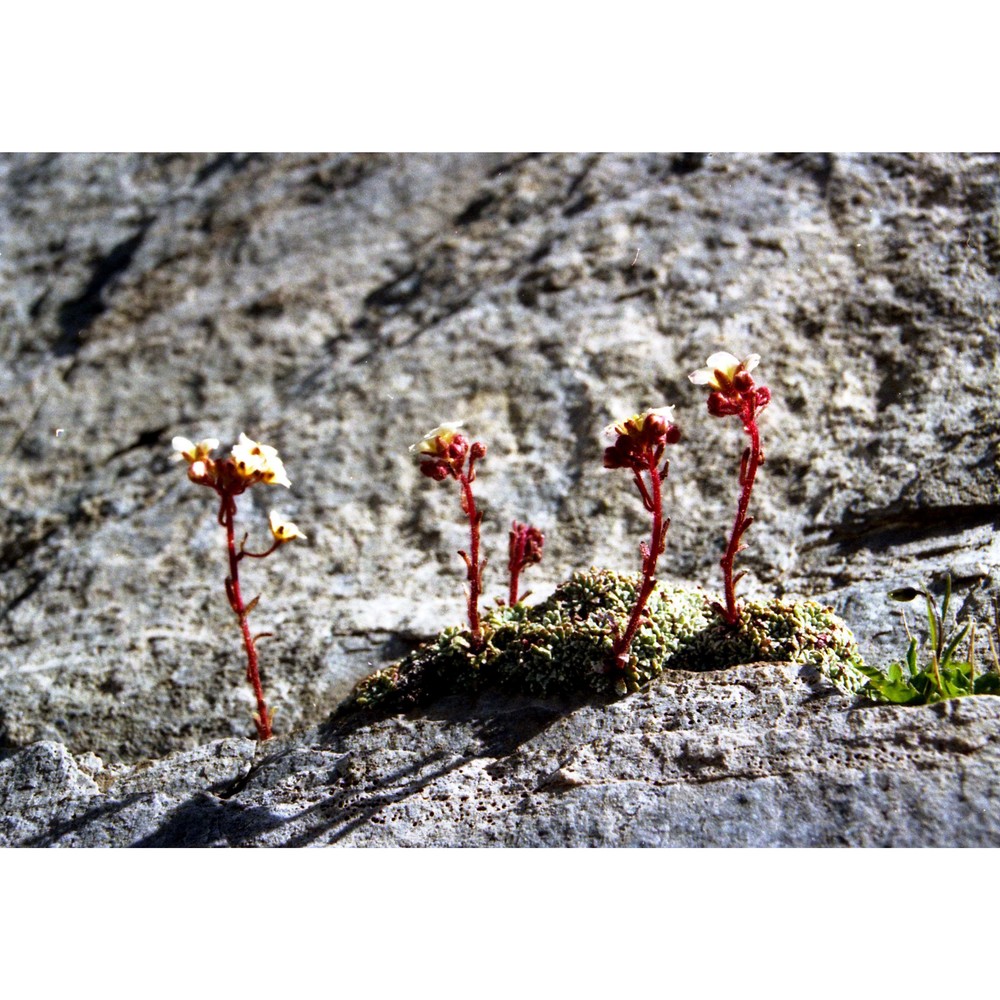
<box><xmin>188</xmin><ymin>460</ymin><xmax>210</xmax><ymax>483</ymax></box>
<box><xmin>707</xmin><ymin>391</ymin><xmax>739</xmax><ymax>417</ymax></box>
<box><xmin>643</xmin><ymin>411</ymin><xmax>668</xmax><ymax>439</ymax></box>
<box><xmin>447</xmin><ymin>435</ymin><xmax>470</xmax><ymax>462</ymax></box>
<box><xmin>420</xmin><ymin>460</ymin><xmax>451</xmax><ymax>481</ymax></box>
<box><xmin>603</xmin><ymin>440</ymin><xmax>639</xmax><ymax>471</ymax></box>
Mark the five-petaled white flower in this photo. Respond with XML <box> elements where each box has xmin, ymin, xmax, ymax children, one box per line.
<box><xmin>269</xmin><ymin>511</ymin><xmax>307</xmax><ymax>542</ymax></box>
<box><xmin>409</xmin><ymin>421</ymin><xmax>465</xmax><ymax>456</ymax></box>
<box><xmin>172</xmin><ymin>436</ymin><xmax>219</xmax><ymax>463</ymax></box>
<box><xmin>231</xmin><ymin>433</ymin><xmax>291</xmax><ymax>487</ymax></box>
<box><xmin>688</xmin><ymin>352</ymin><xmax>760</xmax><ymax>391</ymax></box>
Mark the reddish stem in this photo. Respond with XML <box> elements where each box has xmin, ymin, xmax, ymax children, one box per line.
<box><xmin>458</xmin><ymin>471</ymin><xmax>483</xmax><ymax>645</ymax></box>
<box><xmin>612</xmin><ymin>452</ymin><xmax>669</xmax><ymax>672</ymax></box>
<box><xmin>508</xmin><ymin>529</ymin><xmax>526</xmax><ymax>607</ymax></box>
<box><xmin>719</xmin><ymin>405</ymin><xmax>761</xmax><ymax>625</ymax></box>
<box><xmin>220</xmin><ymin>493</ymin><xmax>272</xmax><ymax>740</ymax></box>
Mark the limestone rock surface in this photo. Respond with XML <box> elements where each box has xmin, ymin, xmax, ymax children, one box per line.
<box><xmin>3</xmin><ymin>664</ymin><xmax>998</xmax><ymax>847</ymax></box>
<box><xmin>1</xmin><ymin>153</ymin><xmax>998</xmax><ymax>845</ymax></box>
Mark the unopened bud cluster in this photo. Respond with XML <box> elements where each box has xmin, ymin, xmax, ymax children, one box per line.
<box><xmin>508</xmin><ymin>521</ymin><xmax>545</xmax><ymax>606</ymax></box>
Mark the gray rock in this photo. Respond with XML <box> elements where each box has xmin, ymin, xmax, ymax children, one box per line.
<box><xmin>2</xmin><ymin>665</ymin><xmax>997</xmax><ymax>847</ymax></box>
<box><xmin>1</xmin><ymin>152</ymin><xmax>998</xmax><ymax>845</ymax></box>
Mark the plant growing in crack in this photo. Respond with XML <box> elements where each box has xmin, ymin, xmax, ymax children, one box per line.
<box><xmin>689</xmin><ymin>351</ymin><xmax>771</xmax><ymax>625</ymax></box>
<box><xmin>352</xmin><ymin>372</ymin><xmax>875</xmax><ymax>713</ymax></box>
<box><xmin>172</xmin><ymin>433</ymin><xmax>306</xmax><ymax>740</ymax></box>
<box><xmin>858</xmin><ymin>577</ymin><xmax>1000</xmax><ymax>704</ymax></box>
<box><xmin>411</xmin><ymin>422</ymin><xmax>488</xmax><ymax>647</ymax></box>
<box><xmin>602</xmin><ymin>406</ymin><xmax>681</xmax><ymax>677</ymax></box>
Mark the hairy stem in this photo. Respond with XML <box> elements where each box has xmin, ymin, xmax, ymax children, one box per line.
<box><xmin>458</xmin><ymin>473</ymin><xmax>483</xmax><ymax>645</ymax></box>
<box><xmin>612</xmin><ymin>453</ymin><xmax>668</xmax><ymax>673</ymax></box>
<box><xmin>720</xmin><ymin>408</ymin><xmax>761</xmax><ymax>625</ymax></box>
<box><xmin>221</xmin><ymin>493</ymin><xmax>272</xmax><ymax>740</ymax></box>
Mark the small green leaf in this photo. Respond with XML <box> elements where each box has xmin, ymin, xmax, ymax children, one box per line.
<box><xmin>925</xmin><ymin>594</ymin><xmax>939</xmax><ymax>663</ymax></box>
<box><xmin>941</xmin><ymin>621</ymin><xmax>972</xmax><ymax>668</ymax></box>
<box><xmin>941</xmin><ymin>574</ymin><xmax>952</xmax><ymax>638</ymax></box>
<box><xmin>937</xmin><ymin>677</ymin><xmax>968</xmax><ymax>699</ymax></box>
<box><xmin>866</xmin><ymin>679</ymin><xmax>922</xmax><ymax>704</ymax></box>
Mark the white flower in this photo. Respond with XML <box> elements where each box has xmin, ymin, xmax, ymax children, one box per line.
<box><xmin>409</xmin><ymin>421</ymin><xmax>464</xmax><ymax>456</ymax></box>
<box><xmin>688</xmin><ymin>352</ymin><xmax>760</xmax><ymax>390</ymax></box>
<box><xmin>231</xmin><ymin>433</ymin><xmax>291</xmax><ymax>487</ymax></box>
<box><xmin>231</xmin><ymin>433</ymin><xmax>270</xmax><ymax>477</ymax></box>
<box><xmin>604</xmin><ymin>405</ymin><xmax>676</xmax><ymax>438</ymax></box>
<box><xmin>172</xmin><ymin>436</ymin><xmax>219</xmax><ymax>462</ymax></box>
<box><xmin>258</xmin><ymin>451</ymin><xmax>291</xmax><ymax>488</ymax></box>
<box><xmin>269</xmin><ymin>510</ymin><xmax>306</xmax><ymax>542</ymax></box>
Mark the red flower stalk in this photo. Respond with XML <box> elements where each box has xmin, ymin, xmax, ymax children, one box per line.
<box><xmin>603</xmin><ymin>406</ymin><xmax>682</xmax><ymax>673</ymax></box>
<box><xmin>689</xmin><ymin>351</ymin><xmax>771</xmax><ymax>625</ymax></box>
<box><xmin>411</xmin><ymin>423</ymin><xmax>488</xmax><ymax>645</ymax></box>
<box><xmin>507</xmin><ymin>521</ymin><xmax>544</xmax><ymax>606</ymax></box>
<box><xmin>173</xmin><ymin>434</ymin><xmax>306</xmax><ymax>740</ymax></box>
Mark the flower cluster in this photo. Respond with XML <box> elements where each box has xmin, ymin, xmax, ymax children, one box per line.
<box><xmin>411</xmin><ymin>422</ymin><xmax>489</xmax><ymax>644</ymax></box>
<box><xmin>410</xmin><ymin>423</ymin><xmax>486</xmax><ymax>482</ymax></box>
<box><xmin>689</xmin><ymin>352</ymin><xmax>771</xmax><ymax>625</ymax></box>
<box><xmin>173</xmin><ymin>434</ymin><xmax>302</xmax><ymax>545</ymax></box>
<box><xmin>176</xmin><ymin>432</ymin><xmax>290</xmax><ymax>493</ymax></box>
<box><xmin>603</xmin><ymin>406</ymin><xmax>682</xmax><ymax>474</ymax></box>
<box><xmin>173</xmin><ymin>432</ymin><xmax>305</xmax><ymax>740</ymax></box>
<box><xmin>603</xmin><ymin>406</ymin><xmax>682</xmax><ymax>682</ymax></box>
<box><xmin>689</xmin><ymin>352</ymin><xmax>771</xmax><ymax>419</ymax></box>
<box><xmin>411</xmin><ymin>423</ymin><xmax>548</xmax><ymax>631</ymax></box>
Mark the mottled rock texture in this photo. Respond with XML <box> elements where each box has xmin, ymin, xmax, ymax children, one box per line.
<box><xmin>1</xmin><ymin>153</ymin><xmax>998</xmax><ymax>845</ymax></box>
<box><xmin>3</xmin><ymin>665</ymin><xmax>998</xmax><ymax>847</ymax></box>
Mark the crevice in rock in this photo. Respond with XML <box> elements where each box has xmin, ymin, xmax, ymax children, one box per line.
<box><xmin>1</xmin><ymin>572</ymin><xmax>46</xmax><ymax>619</ymax></box>
<box><xmin>103</xmin><ymin>425</ymin><xmax>172</xmax><ymax>463</ymax></box>
<box><xmin>54</xmin><ymin>221</ymin><xmax>152</xmax><ymax>359</ymax></box>
<box><xmin>454</xmin><ymin>191</ymin><xmax>496</xmax><ymax>227</ymax></box>
<box><xmin>670</xmin><ymin>152</ymin><xmax>706</xmax><ymax>176</ymax></box>
<box><xmin>774</xmin><ymin>152</ymin><xmax>834</xmax><ymax>198</ymax></box>
<box><xmin>805</xmin><ymin>502</ymin><xmax>1000</xmax><ymax>553</ymax></box>
<box><xmin>192</xmin><ymin>152</ymin><xmax>260</xmax><ymax>187</ymax></box>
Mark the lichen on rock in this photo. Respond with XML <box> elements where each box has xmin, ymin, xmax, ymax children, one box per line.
<box><xmin>349</xmin><ymin>568</ymin><xmax>867</xmax><ymax>712</ymax></box>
